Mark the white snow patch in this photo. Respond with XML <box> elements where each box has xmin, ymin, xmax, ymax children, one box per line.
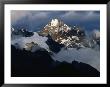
<box><xmin>92</xmin><ymin>30</ymin><xmax>100</xmax><ymax>40</ymax></box>
<box><xmin>60</xmin><ymin>39</ymin><xmax>68</xmax><ymax>44</ymax></box>
<box><xmin>51</xmin><ymin>19</ymin><xmax>59</xmax><ymax>27</ymax></box>
<box><xmin>11</xmin><ymin>32</ymin><xmax>50</xmax><ymax>52</ymax></box>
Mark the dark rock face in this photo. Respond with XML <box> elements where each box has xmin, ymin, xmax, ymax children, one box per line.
<box><xmin>11</xmin><ymin>45</ymin><xmax>100</xmax><ymax>77</ymax></box>
<box><xmin>46</xmin><ymin>35</ymin><xmax>64</xmax><ymax>53</ymax></box>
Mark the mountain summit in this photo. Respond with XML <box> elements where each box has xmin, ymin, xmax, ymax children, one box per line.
<box><xmin>39</xmin><ymin>18</ymin><xmax>71</xmax><ymax>36</ymax></box>
<box><xmin>39</xmin><ymin>19</ymin><xmax>87</xmax><ymax>48</ymax></box>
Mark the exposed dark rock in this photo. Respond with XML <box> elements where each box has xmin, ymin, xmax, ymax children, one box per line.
<box><xmin>11</xmin><ymin>45</ymin><xmax>100</xmax><ymax>77</ymax></box>
<box><xmin>46</xmin><ymin>35</ymin><xmax>64</xmax><ymax>53</ymax></box>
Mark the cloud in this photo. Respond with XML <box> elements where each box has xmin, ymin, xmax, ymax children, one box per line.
<box><xmin>52</xmin><ymin>47</ymin><xmax>100</xmax><ymax>71</ymax></box>
<box><xmin>11</xmin><ymin>11</ymin><xmax>100</xmax><ymax>31</ymax></box>
<box><xmin>11</xmin><ymin>10</ymin><xmax>31</xmax><ymax>23</ymax></box>
<box><xmin>11</xmin><ymin>32</ymin><xmax>50</xmax><ymax>52</ymax></box>
<box><xmin>11</xmin><ymin>11</ymin><xmax>49</xmax><ymax>23</ymax></box>
<box><xmin>60</xmin><ymin>11</ymin><xmax>100</xmax><ymax>22</ymax></box>
<box><xmin>92</xmin><ymin>29</ymin><xmax>100</xmax><ymax>39</ymax></box>
<box><xmin>28</xmin><ymin>12</ymin><xmax>49</xmax><ymax>21</ymax></box>
<box><xmin>11</xmin><ymin>11</ymin><xmax>100</xmax><ymax>24</ymax></box>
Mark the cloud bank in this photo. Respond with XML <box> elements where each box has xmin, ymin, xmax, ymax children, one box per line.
<box><xmin>11</xmin><ymin>11</ymin><xmax>100</xmax><ymax>23</ymax></box>
<box><xmin>60</xmin><ymin>11</ymin><xmax>100</xmax><ymax>22</ymax></box>
<box><xmin>11</xmin><ymin>32</ymin><xmax>50</xmax><ymax>52</ymax></box>
<box><xmin>52</xmin><ymin>47</ymin><xmax>100</xmax><ymax>71</ymax></box>
<box><xmin>11</xmin><ymin>11</ymin><xmax>100</xmax><ymax>32</ymax></box>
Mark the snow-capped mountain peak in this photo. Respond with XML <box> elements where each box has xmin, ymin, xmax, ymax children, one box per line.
<box><xmin>50</xmin><ymin>19</ymin><xmax>59</xmax><ymax>27</ymax></box>
<box><xmin>11</xmin><ymin>18</ymin><xmax>100</xmax><ymax>52</ymax></box>
<box><xmin>40</xmin><ymin>19</ymin><xmax>71</xmax><ymax>35</ymax></box>
<box><xmin>38</xmin><ymin>19</ymin><xmax>88</xmax><ymax>49</ymax></box>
